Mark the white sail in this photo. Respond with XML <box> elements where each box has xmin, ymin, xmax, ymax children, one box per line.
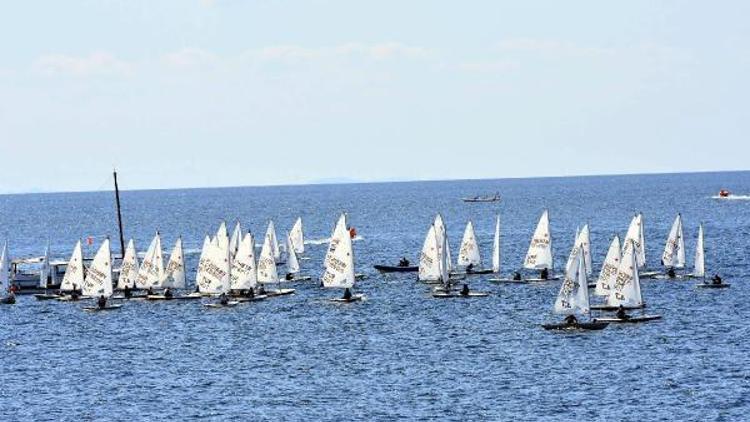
<box><xmin>554</xmin><ymin>246</ymin><xmax>589</xmax><ymax>315</ymax></box>
<box><xmin>135</xmin><ymin>232</ymin><xmax>164</xmax><ymax>289</ymax></box>
<box><xmin>694</xmin><ymin>224</ymin><xmax>705</xmax><ymax>278</ymax></box>
<box><xmin>60</xmin><ymin>241</ymin><xmax>84</xmax><ymax>292</ymax></box>
<box><xmin>215</xmin><ymin>221</ymin><xmax>230</xmax><ymax>254</ymax></box>
<box><xmin>82</xmin><ymin>239</ymin><xmax>113</xmax><ymax>298</ymax></box>
<box><xmin>623</xmin><ymin>214</ymin><xmax>646</xmax><ymax>269</ymax></box>
<box><xmin>195</xmin><ymin>236</ymin><xmax>231</xmax><ymax>294</ymax></box>
<box><xmin>0</xmin><ymin>242</ymin><xmax>9</xmax><ymax>293</ymax></box>
<box><xmin>438</xmin><ymin>228</ymin><xmax>450</xmax><ymax>286</ymax></box>
<box><xmin>565</xmin><ymin>227</ymin><xmax>583</xmax><ymax>276</ymax></box>
<box><xmin>162</xmin><ymin>237</ymin><xmax>186</xmax><ymax>289</ymax></box>
<box><xmin>524</xmin><ymin>210</ymin><xmax>553</xmax><ymax>270</ymax></box>
<box><xmin>433</xmin><ymin>214</ymin><xmax>453</xmax><ymax>273</ymax></box>
<box><xmin>662</xmin><ymin>214</ymin><xmax>685</xmax><ymax>269</ymax></box>
<box><xmin>195</xmin><ymin>235</ymin><xmax>211</xmax><ymax>291</ymax></box>
<box><xmin>290</xmin><ymin>217</ymin><xmax>305</xmax><ymax>254</ymax></box>
<box><xmin>607</xmin><ymin>239</ymin><xmax>643</xmax><ymax>308</ymax></box>
<box><xmin>594</xmin><ymin>235</ymin><xmax>622</xmax><ymax>297</ymax></box>
<box><xmin>580</xmin><ymin>224</ymin><xmax>592</xmax><ymax>276</ymax></box>
<box><xmin>263</xmin><ymin>220</ymin><xmax>282</xmax><ymax>261</ymax></box>
<box><xmin>286</xmin><ymin>232</ymin><xmax>300</xmax><ymax>275</ymax></box>
<box><xmin>418</xmin><ymin>225</ymin><xmax>441</xmax><ymax>281</ymax></box>
<box><xmin>322</xmin><ymin>213</ymin><xmax>355</xmax><ymax>289</ymax></box>
<box><xmin>229</xmin><ymin>221</ymin><xmax>242</xmax><ymax>259</ymax></box>
<box><xmin>492</xmin><ymin>216</ymin><xmax>501</xmax><ymax>273</ymax></box>
<box><xmin>457</xmin><ymin>221</ymin><xmax>481</xmax><ymax>267</ymax></box>
<box><xmin>230</xmin><ymin>233</ymin><xmax>258</xmax><ymax>290</ymax></box>
<box><xmin>258</xmin><ymin>231</ymin><xmax>279</xmax><ymax>284</ymax></box>
<box><xmin>117</xmin><ymin>239</ymin><xmax>139</xmax><ymax>290</ymax></box>
<box><xmin>39</xmin><ymin>243</ymin><xmax>51</xmax><ymax>289</ymax></box>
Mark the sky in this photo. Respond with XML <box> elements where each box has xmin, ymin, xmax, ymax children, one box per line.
<box><xmin>0</xmin><ymin>0</ymin><xmax>748</xmax><ymax>193</ymax></box>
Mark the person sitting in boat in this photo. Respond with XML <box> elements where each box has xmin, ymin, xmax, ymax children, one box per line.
<box><xmin>460</xmin><ymin>284</ymin><xmax>470</xmax><ymax>296</ymax></box>
<box><xmin>97</xmin><ymin>295</ymin><xmax>107</xmax><ymax>309</ymax></box>
<box><xmin>564</xmin><ymin>314</ymin><xmax>578</xmax><ymax>326</ymax></box>
<box><xmin>258</xmin><ymin>285</ymin><xmax>267</xmax><ymax>295</ymax></box>
<box><xmin>466</xmin><ymin>263</ymin><xmax>474</xmax><ymax>274</ymax></box>
<box><xmin>540</xmin><ymin>268</ymin><xmax>549</xmax><ymax>280</ymax></box>
<box><xmin>616</xmin><ymin>305</ymin><xmax>631</xmax><ymax>320</ymax></box>
<box><xmin>70</xmin><ymin>285</ymin><xmax>80</xmax><ymax>301</ymax></box>
<box><xmin>245</xmin><ymin>287</ymin><xmax>255</xmax><ymax>298</ymax></box>
<box><xmin>164</xmin><ymin>288</ymin><xmax>173</xmax><ymax>299</ymax></box>
<box><xmin>123</xmin><ymin>285</ymin><xmax>132</xmax><ymax>299</ymax></box>
<box><xmin>219</xmin><ymin>293</ymin><xmax>229</xmax><ymax>305</ymax></box>
<box><xmin>512</xmin><ymin>271</ymin><xmax>522</xmax><ymax>281</ymax></box>
<box><xmin>285</xmin><ymin>272</ymin><xmax>294</xmax><ymax>281</ymax></box>
<box><xmin>146</xmin><ymin>287</ymin><xmax>155</xmax><ymax>296</ymax></box>
<box><xmin>194</xmin><ymin>284</ymin><xmax>200</xmax><ymax>293</ymax></box>
<box><xmin>342</xmin><ymin>288</ymin><xmax>352</xmax><ymax>301</ymax></box>
<box><xmin>711</xmin><ymin>274</ymin><xmax>723</xmax><ymax>285</ymax></box>
<box><xmin>667</xmin><ymin>268</ymin><xmax>676</xmax><ymax>279</ymax></box>
<box><xmin>398</xmin><ymin>257</ymin><xmax>410</xmax><ymax>267</ymax></box>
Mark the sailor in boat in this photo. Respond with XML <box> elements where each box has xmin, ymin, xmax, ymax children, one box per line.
<box><xmin>194</xmin><ymin>284</ymin><xmax>200</xmax><ymax>293</ymax></box>
<box><xmin>258</xmin><ymin>284</ymin><xmax>267</xmax><ymax>295</ymax></box>
<box><xmin>564</xmin><ymin>314</ymin><xmax>578</xmax><ymax>326</ymax></box>
<box><xmin>285</xmin><ymin>272</ymin><xmax>294</xmax><ymax>281</ymax></box>
<box><xmin>123</xmin><ymin>285</ymin><xmax>132</xmax><ymax>299</ymax></box>
<box><xmin>348</xmin><ymin>227</ymin><xmax>357</xmax><ymax>239</ymax></box>
<box><xmin>219</xmin><ymin>293</ymin><xmax>229</xmax><ymax>306</ymax></box>
<box><xmin>540</xmin><ymin>268</ymin><xmax>549</xmax><ymax>280</ymax></box>
<box><xmin>97</xmin><ymin>295</ymin><xmax>107</xmax><ymax>310</ymax></box>
<box><xmin>710</xmin><ymin>274</ymin><xmax>723</xmax><ymax>285</ymax></box>
<box><xmin>342</xmin><ymin>288</ymin><xmax>353</xmax><ymax>301</ymax></box>
<box><xmin>244</xmin><ymin>287</ymin><xmax>255</xmax><ymax>298</ymax></box>
<box><xmin>398</xmin><ymin>257</ymin><xmax>410</xmax><ymax>267</ymax></box>
<box><xmin>466</xmin><ymin>263</ymin><xmax>474</xmax><ymax>274</ymax></box>
<box><xmin>512</xmin><ymin>271</ymin><xmax>522</xmax><ymax>281</ymax></box>
<box><xmin>163</xmin><ymin>288</ymin><xmax>173</xmax><ymax>299</ymax></box>
<box><xmin>616</xmin><ymin>305</ymin><xmax>631</xmax><ymax>320</ymax></box>
<box><xmin>1</xmin><ymin>291</ymin><xmax>15</xmax><ymax>304</ymax></box>
<box><xmin>70</xmin><ymin>284</ymin><xmax>80</xmax><ymax>301</ymax></box>
<box><xmin>666</xmin><ymin>268</ymin><xmax>676</xmax><ymax>279</ymax></box>
<box><xmin>460</xmin><ymin>284</ymin><xmax>470</xmax><ymax>296</ymax></box>
<box><xmin>719</xmin><ymin>189</ymin><xmax>731</xmax><ymax>198</ymax></box>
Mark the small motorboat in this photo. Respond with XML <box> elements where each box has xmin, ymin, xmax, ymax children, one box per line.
<box><xmin>594</xmin><ymin>315</ymin><xmax>662</xmax><ymax>324</ymax></box>
<box><xmin>373</xmin><ymin>264</ymin><xmax>419</xmax><ymax>273</ymax></box>
<box><xmin>696</xmin><ymin>281</ymin><xmax>730</xmax><ymax>289</ymax></box>
<box><xmin>542</xmin><ymin>321</ymin><xmax>609</xmax><ymax>331</ymax></box>
<box><xmin>462</xmin><ymin>193</ymin><xmax>501</xmax><ymax>203</ymax></box>
<box><xmin>719</xmin><ymin>189</ymin><xmax>731</xmax><ymax>198</ymax></box>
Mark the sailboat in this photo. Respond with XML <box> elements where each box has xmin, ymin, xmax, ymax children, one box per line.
<box><xmin>0</xmin><ymin>242</ymin><xmax>14</xmax><ymax>305</ymax></box>
<box><xmin>264</xmin><ymin>220</ymin><xmax>284</xmax><ymax>264</ymax></box>
<box><xmin>323</xmin><ymin>213</ymin><xmax>362</xmax><ymax>302</ymax></box>
<box><xmin>229</xmin><ymin>221</ymin><xmax>242</xmax><ymax>260</ymax></box>
<box><xmin>290</xmin><ymin>217</ymin><xmax>305</xmax><ymax>255</ymax></box>
<box><xmin>82</xmin><ymin>239</ymin><xmax>121</xmax><ymax>311</ymax></box>
<box><xmin>457</xmin><ymin>221</ymin><xmax>492</xmax><ymax>274</ymax></box>
<box><xmin>147</xmin><ymin>237</ymin><xmax>197</xmax><ymax>300</ymax></box>
<box><xmin>492</xmin><ymin>215</ymin><xmax>500</xmax><ymax>274</ymax></box>
<box><xmin>433</xmin><ymin>227</ymin><xmax>489</xmax><ymax>298</ymax></box>
<box><xmin>624</xmin><ymin>213</ymin><xmax>656</xmax><ymax>277</ymax></box>
<box><xmin>592</xmin><ymin>240</ymin><xmax>662</xmax><ymax>322</ymax></box>
<box><xmin>542</xmin><ymin>246</ymin><xmax>608</xmax><ymax>331</ymax></box>
<box><xmin>135</xmin><ymin>232</ymin><xmax>165</xmax><ymax>292</ymax></box>
<box><xmin>418</xmin><ymin>225</ymin><xmax>442</xmax><ymax>283</ymax></box>
<box><xmin>284</xmin><ymin>232</ymin><xmax>310</xmax><ymax>281</ymax></box>
<box><xmin>56</xmin><ymin>241</ymin><xmax>85</xmax><ymax>301</ymax></box>
<box><xmin>34</xmin><ymin>243</ymin><xmax>61</xmax><ymax>300</ymax></box>
<box><xmin>433</xmin><ymin>214</ymin><xmax>453</xmax><ymax>275</ymax></box>
<box><xmin>659</xmin><ymin>213</ymin><xmax>685</xmax><ymax>279</ymax></box>
<box><xmin>116</xmin><ymin>239</ymin><xmax>139</xmax><ymax>292</ymax></box>
<box><xmin>257</xmin><ymin>230</ymin><xmax>295</xmax><ymax>297</ymax></box>
<box><xmin>229</xmin><ymin>232</ymin><xmax>266</xmax><ymax>301</ymax></box>
<box><xmin>522</xmin><ymin>210</ymin><xmax>555</xmax><ymax>281</ymax></box>
<box><xmin>592</xmin><ymin>235</ymin><xmax>621</xmax><ymax>295</ymax></box>
<box><xmin>693</xmin><ymin>224</ymin><xmax>727</xmax><ymax>288</ymax></box>
<box><xmin>196</xmin><ymin>233</ymin><xmax>237</xmax><ymax>307</ymax></box>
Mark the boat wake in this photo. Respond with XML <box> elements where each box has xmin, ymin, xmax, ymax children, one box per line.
<box><xmin>711</xmin><ymin>195</ymin><xmax>750</xmax><ymax>200</ymax></box>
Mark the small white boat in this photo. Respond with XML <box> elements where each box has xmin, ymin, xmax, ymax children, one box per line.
<box><xmin>322</xmin><ymin>213</ymin><xmax>361</xmax><ymax>303</ymax></box>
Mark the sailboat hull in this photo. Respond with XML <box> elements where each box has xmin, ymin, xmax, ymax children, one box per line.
<box><xmin>83</xmin><ymin>304</ymin><xmax>123</xmax><ymax>311</ymax></box>
<box><xmin>594</xmin><ymin>315</ymin><xmax>662</xmax><ymax>323</ymax></box>
<box><xmin>590</xmin><ymin>304</ymin><xmax>645</xmax><ymax>311</ymax></box>
<box><xmin>373</xmin><ymin>265</ymin><xmax>419</xmax><ymax>273</ymax></box>
<box><xmin>542</xmin><ymin>322</ymin><xmax>609</xmax><ymax>331</ymax></box>
<box><xmin>432</xmin><ymin>292</ymin><xmax>490</xmax><ymax>298</ymax></box>
<box><xmin>330</xmin><ymin>294</ymin><xmax>364</xmax><ymax>303</ymax></box>
<box><xmin>696</xmin><ymin>283</ymin><xmax>730</xmax><ymax>289</ymax></box>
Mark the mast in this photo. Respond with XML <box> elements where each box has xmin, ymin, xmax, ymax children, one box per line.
<box><xmin>113</xmin><ymin>170</ymin><xmax>126</xmax><ymax>258</ymax></box>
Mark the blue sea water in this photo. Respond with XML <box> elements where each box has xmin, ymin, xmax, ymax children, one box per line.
<box><xmin>1</xmin><ymin>171</ymin><xmax>749</xmax><ymax>421</ymax></box>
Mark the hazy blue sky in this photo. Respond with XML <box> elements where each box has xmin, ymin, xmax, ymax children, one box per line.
<box><xmin>1</xmin><ymin>1</ymin><xmax>748</xmax><ymax>192</ymax></box>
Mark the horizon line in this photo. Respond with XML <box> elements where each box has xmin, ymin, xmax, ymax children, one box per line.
<box><xmin>1</xmin><ymin>168</ymin><xmax>747</xmax><ymax>196</ymax></box>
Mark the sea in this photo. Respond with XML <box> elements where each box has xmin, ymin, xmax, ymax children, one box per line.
<box><xmin>1</xmin><ymin>171</ymin><xmax>749</xmax><ymax>421</ymax></box>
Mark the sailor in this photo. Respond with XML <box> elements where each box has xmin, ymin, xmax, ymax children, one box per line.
<box><xmin>194</xmin><ymin>284</ymin><xmax>200</xmax><ymax>293</ymax></box>
<box><xmin>146</xmin><ymin>287</ymin><xmax>154</xmax><ymax>296</ymax></box>
<box><xmin>285</xmin><ymin>272</ymin><xmax>294</xmax><ymax>281</ymax></box>
<box><xmin>540</xmin><ymin>268</ymin><xmax>549</xmax><ymax>280</ymax></box>
<box><xmin>258</xmin><ymin>285</ymin><xmax>267</xmax><ymax>295</ymax></box>
<box><xmin>164</xmin><ymin>288</ymin><xmax>173</xmax><ymax>299</ymax></box>
<box><xmin>512</xmin><ymin>272</ymin><xmax>522</xmax><ymax>281</ymax></box>
<box><xmin>460</xmin><ymin>283</ymin><xmax>470</xmax><ymax>296</ymax></box>
<box><xmin>246</xmin><ymin>287</ymin><xmax>255</xmax><ymax>298</ymax></box>
<box><xmin>564</xmin><ymin>314</ymin><xmax>578</xmax><ymax>326</ymax></box>
<box><xmin>711</xmin><ymin>274</ymin><xmax>722</xmax><ymax>285</ymax></box>
<box><xmin>71</xmin><ymin>284</ymin><xmax>80</xmax><ymax>301</ymax></box>
<box><xmin>667</xmin><ymin>268</ymin><xmax>676</xmax><ymax>279</ymax></box>
<box><xmin>2</xmin><ymin>291</ymin><xmax>16</xmax><ymax>304</ymax></box>
<box><xmin>466</xmin><ymin>263</ymin><xmax>474</xmax><ymax>274</ymax></box>
<box><xmin>616</xmin><ymin>305</ymin><xmax>630</xmax><ymax>320</ymax></box>
<box><xmin>123</xmin><ymin>285</ymin><xmax>132</xmax><ymax>299</ymax></box>
<box><xmin>97</xmin><ymin>295</ymin><xmax>107</xmax><ymax>309</ymax></box>
<box><xmin>342</xmin><ymin>288</ymin><xmax>352</xmax><ymax>301</ymax></box>
<box><xmin>399</xmin><ymin>257</ymin><xmax>410</xmax><ymax>267</ymax></box>
<box><xmin>219</xmin><ymin>293</ymin><xmax>229</xmax><ymax>305</ymax></box>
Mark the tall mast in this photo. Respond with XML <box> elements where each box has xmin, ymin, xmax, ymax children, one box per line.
<box><xmin>113</xmin><ymin>170</ymin><xmax>126</xmax><ymax>259</ymax></box>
